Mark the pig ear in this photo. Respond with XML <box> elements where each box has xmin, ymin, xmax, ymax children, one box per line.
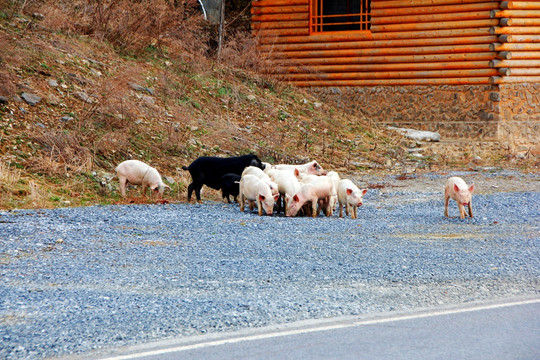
<box><xmin>294</xmin><ymin>168</ymin><xmax>300</xmax><ymax>177</ymax></box>
<box><xmin>454</xmin><ymin>184</ymin><xmax>460</xmax><ymax>192</ymax></box>
<box><xmin>469</xmin><ymin>183</ymin><xmax>474</xmax><ymax>193</ymax></box>
<box><xmin>293</xmin><ymin>194</ymin><xmax>299</xmax><ymax>202</ymax></box>
<box><xmin>312</xmin><ymin>162</ymin><xmax>318</xmax><ymax>169</ymax></box>
<box><xmin>259</xmin><ymin>194</ymin><xmax>265</xmax><ymax>201</ymax></box>
<box><xmin>273</xmin><ymin>194</ymin><xmax>279</xmax><ymax>201</ymax></box>
<box><xmin>361</xmin><ymin>189</ymin><xmax>368</xmax><ymax>196</ymax></box>
<box><xmin>346</xmin><ymin>188</ymin><xmax>353</xmax><ymax>195</ymax></box>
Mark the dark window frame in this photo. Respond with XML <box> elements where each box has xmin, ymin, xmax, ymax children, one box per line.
<box><xmin>310</xmin><ymin>0</ymin><xmax>371</xmax><ymax>33</ymax></box>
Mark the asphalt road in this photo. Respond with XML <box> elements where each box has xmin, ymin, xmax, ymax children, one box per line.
<box><xmin>92</xmin><ymin>298</ymin><xmax>540</xmax><ymax>360</ymax></box>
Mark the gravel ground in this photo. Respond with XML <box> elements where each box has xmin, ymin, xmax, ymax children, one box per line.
<box><xmin>0</xmin><ymin>170</ymin><xmax>539</xmax><ymax>359</ymax></box>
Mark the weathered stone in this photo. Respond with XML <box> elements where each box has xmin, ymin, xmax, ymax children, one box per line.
<box><xmin>128</xmin><ymin>82</ymin><xmax>154</xmax><ymax>95</ymax></box>
<box><xmin>0</xmin><ymin>96</ymin><xmax>8</xmax><ymax>104</ymax></box>
<box><xmin>75</xmin><ymin>91</ymin><xmax>94</xmax><ymax>103</ymax></box>
<box><xmin>21</xmin><ymin>92</ymin><xmax>41</xmax><ymax>106</ymax></box>
<box><xmin>388</xmin><ymin>126</ymin><xmax>441</xmax><ymax>142</ymax></box>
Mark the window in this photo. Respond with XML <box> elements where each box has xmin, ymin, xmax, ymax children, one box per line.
<box><xmin>310</xmin><ymin>0</ymin><xmax>371</xmax><ymax>33</ymax></box>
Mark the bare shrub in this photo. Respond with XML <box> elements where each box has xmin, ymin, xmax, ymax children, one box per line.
<box><xmin>220</xmin><ymin>31</ymin><xmax>270</xmax><ymax>72</ymax></box>
<box><xmin>29</xmin><ymin>130</ymin><xmax>93</xmax><ymax>174</ymax></box>
<box><xmin>28</xmin><ymin>180</ymin><xmax>47</xmax><ymax>208</ymax></box>
<box><xmin>37</xmin><ymin>0</ymin><xmax>210</xmax><ymax>57</ymax></box>
<box><xmin>0</xmin><ymin>162</ymin><xmax>21</xmax><ymax>191</ymax></box>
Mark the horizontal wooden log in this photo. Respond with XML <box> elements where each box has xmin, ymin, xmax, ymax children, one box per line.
<box><xmin>498</xmin><ymin>35</ymin><xmax>540</xmax><ymax>43</ymax></box>
<box><xmin>491</xmin><ymin>10</ymin><xmax>540</xmax><ymax>18</ymax></box>
<box><xmin>252</xmin><ymin>0</ymin><xmax>306</xmax><ymax>6</ymax></box>
<box><xmin>275</xmin><ymin>61</ymin><xmax>491</xmax><ymax>74</ymax></box>
<box><xmin>501</xmin><ymin>68</ymin><xmax>540</xmax><ymax>76</ymax></box>
<box><xmin>261</xmin><ymin>36</ymin><xmax>496</xmax><ymax>53</ymax></box>
<box><xmin>252</xmin><ymin>13</ymin><xmax>308</xmax><ymax>22</ymax></box>
<box><xmin>252</xmin><ymin>21</ymin><xmax>308</xmax><ymax>30</ymax></box>
<box><xmin>501</xmin><ymin>1</ymin><xmax>540</xmax><ymax>10</ymax></box>
<box><xmin>281</xmin><ymin>69</ymin><xmax>497</xmax><ymax>81</ymax></box>
<box><xmin>371</xmin><ymin>11</ymin><xmax>491</xmax><ymax>25</ymax></box>
<box><xmin>503</xmin><ymin>51</ymin><xmax>540</xmax><ymax>60</ymax></box>
<box><xmin>490</xmin><ymin>42</ymin><xmax>540</xmax><ymax>51</ymax></box>
<box><xmin>257</xmin><ymin>28</ymin><xmax>492</xmax><ymax>43</ymax></box>
<box><xmin>254</xmin><ymin>28</ymin><xmax>309</xmax><ymax>37</ymax></box>
<box><xmin>290</xmin><ymin>78</ymin><xmax>491</xmax><ymax>87</ymax></box>
<box><xmin>496</xmin><ymin>51</ymin><xmax>512</xmax><ymax>60</ymax></box>
<box><xmin>489</xmin><ymin>59</ymin><xmax>540</xmax><ymax>68</ymax></box>
<box><xmin>371</xmin><ymin>19</ymin><xmax>498</xmax><ymax>33</ymax></box>
<box><xmin>251</xmin><ymin>5</ymin><xmax>308</xmax><ymax>15</ymax></box>
<box><xmin>274</xmin><ymin>53</ymin><xmax>495</xmax><ymax>66</ymax></box>
<box><xmin>490</xmin><ymin>75</ymin><xmax>540</xmax><ymax>84</ymax></box>
<box><xmin>373</xmin><ymin>2</ymin><xmax>498</xmax><ymax>17</ymax></box>
<box><xmin>269</xmin><ymin>44</ymin><xmax>491</xmax><ymax>59</ymax></box>
<box><xmin>500</xmin><ymin>18</ymin><xmax>511</xmax><ymax>27</ymax></box>
<box><xmin>490</xmin><ymin>26</ymin><xmax>540</xmax><ymax>35</ymax></box>
<box><xmin>501</xmin><ymin>18</ymin><xmax>540</xmax><ymax>27</ymax></box>
<box><xmin>372</xmin><ymin>0</ymin><xmax>492</xmax><ymax>10</ymax></box>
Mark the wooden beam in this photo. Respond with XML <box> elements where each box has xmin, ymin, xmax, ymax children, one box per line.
<box><xmin>490</xmin><ymin>42</ymin><xmax>540</xmax><ymax>51</ymax></box>
<box><xmin>490</xmin><ymin>26</ymin><xmax>540</xmax><ymax>35</ymax></box>
<box><xmin>261</xmin><ymin>36</ymin><xmax>496</xmax><ymax>52</ymax></box>
<box><xmin>372</xmin><ymin>0</ymin><xmax>492</xmax><ymax>9</ymax></box>
<box><xmin>489</xmin><ymin>59</ymin><xmax>540</xmax><ymax>68</ymax></box>
<box><xmin>257</xmin><ymin>28</ymin><xmax>491</xmax><ymax>43</ymax></box>
<box><xmin>490</xmin><ymin>75</ymin><xmax>540</xmax><ymax>84</ymax></box>
<box><xmin>268</xmin><ymin>44</ymin><xmax>491</xmax><ymax>59</ymax></box>
<box><xmin>371</xmin><ymin>19</ymin><xmax>498</xmax><ymax>33</ymax></box>
<box><xmin>498</xmin><ymin>35</ymin><xmax>540</xmax><ymax>43</ymax></box>
<box><xmin>501</xmin><ymin>18</ymin><xmax>540</xmax><ymax>27</ymax></box>
<box><xmin>500</xmin><ymin>68</ymin><xmax>540</xmax><ymax>76</ymax></box>
<box><xmin>274</xmin><ymin>52</ymin><xmax>495</xmax><ymax>66</ymax></box>
<box><xmin>490</xmin><ymin>10</ymin><xmax>540</xmax><ymax>18</ymax></box>
<box><xmin>290</xmin><ymin>78</ymin><xmax>491</xmax><ymax>87</ymax></box>
<box><xmin>275</xmin><ymin>61</ymin><xmax>491</xmax><ymax>74</ymax></box>
<box><xmin>251</xmin><ymin>5</ymin><xmax>308</xmax><ymax>15</ymax></box>
<box><xmin>371</xmin><ymin>11</ymin><xmax>491</xmax><ymax>25</ymax></box>
<box><xmin>252</xmin><ymin>13</ymin><xmax>308</xmax><ymax>22</ymax></box>
<box><xmin>373</xmin><ymin>2</ymin><xmax>498</xmax><ymax>17</ymax></box>
<box><xmin>280</xmin><ymin>69</ymin><xmax>497</xmax><ymax>81</ymax></box>
<box><xmin>496</xmin><ymin>51</ymin><xmax>512</xmax><ymax>60</ymax></box>
<box><xmin>501</xmin><ymin>1</ymin><xmax>540</xmax><ymax>10</ymax></box>
<box><xmin>252</xmin><ymin>0</ymin><xmax>306</xmax><ymax>6</ymax></box>
<box><xmin>252</xmin><ymin>21</ymin><xmax>308</xmax><ymax>30</ymax></box>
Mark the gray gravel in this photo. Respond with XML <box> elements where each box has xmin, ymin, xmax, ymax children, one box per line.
<box><xmin>0</xmin><ymin>170</ymin><xmax>539</xmax><ymax>359</ymax></box>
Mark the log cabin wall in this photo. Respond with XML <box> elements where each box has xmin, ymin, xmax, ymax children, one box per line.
<box><xmin>251</xmin><ymin>0</ymin><xmax>540</xmax><ymax>153</ymax></box>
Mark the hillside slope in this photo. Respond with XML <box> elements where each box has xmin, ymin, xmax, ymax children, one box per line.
<box><xmin>0</xmin><ymin>2</ymin><xmax>463</xmax><ymax>209</ymax></box>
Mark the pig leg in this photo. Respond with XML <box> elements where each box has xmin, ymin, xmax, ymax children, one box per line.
<box><xmin>118</xmin><ymin>176</ymin><xmax>128</xmax><ymax>197</ymax></box>
<box><xmin>311</xmin><ymin>200</ymin><xmax>318</xmax><ymax>218</ymax></box>
<box><xmin>352</xmin><ymin>206</ymin><xmax>357</xmax><ymax>219</ymax></box>
<box><xmin>239</xmin><ymin>193</ymin><xmax>245</xmax><ymax>212</ymax></box>
<box><xmin>444</xmin><ymin>193</ymin><xmax>450</xmax><ymax>217</ymax></box>
<box><xmin>187</xmin><ymin>183</ymin><xmax>195</xmax><ymax>202</ymax></box>
<box><xmin>338</xmin><ymin>200</ymin><xmax>344</xmax><ymax>218</ymax></box>
<box><xmin>468</xmin><ymin>201</ymin><xmax>474</xmax><ymax>218</ymax></box>
<box><xmin>457</xmin><ymin>203</ymin><xmax>466</xmax><ymax>220</ymax></box>
<box><xmin>257</xmin><ymin>199</ymin><xmax>263</xmax><ymax>216</ymax></box>
<box><xmin>345</xmin><ymin>204</ymin><xmax>350</xmax><ymax>217</ymax></box>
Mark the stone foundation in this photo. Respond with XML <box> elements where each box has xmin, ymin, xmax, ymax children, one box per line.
<box><xmin>308</xmin><ymin>84</ymin><xmax>540</xmax><ymax>156</ymax></box>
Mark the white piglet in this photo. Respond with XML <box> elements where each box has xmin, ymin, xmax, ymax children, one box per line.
<box><xmin>115</xmin><ymin>160</ymin><xmax>170</xmax><ymax>198</ymax></box>
<box><xmin>275</xmin><ymin>160</ymin><xmax>327</xmax><ymax>176</ymax></box>
<box><xmin>444</xmin><ymin>176</ymin><xmax>474</xmax><ymax>219</ymax></box>
<box><xmin>338</xmin><ymin>179</ymin><xmax>367</xmax><ymax>219</ymax></box>
<box><xmin>286</xmin><ymin>176</ymin><xmax>334</xmax><ymax>217</ymax></box>
<box><xmin>242</xmin><ymin>166</ymin><xmax>279</xmax><ymax>198</ymax></box>
<box><xmin>239</xmin><ymin>174</ymin><xmax>278</xmax><ymax>216</ymax></box>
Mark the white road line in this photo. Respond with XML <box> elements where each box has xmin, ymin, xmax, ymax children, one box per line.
<box><xmin>100</xmin><ymin>298</ymin><xmax>540</xmax><ymax>360</ymax></box>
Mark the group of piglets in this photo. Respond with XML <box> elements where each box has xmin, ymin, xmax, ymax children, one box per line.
<box><xmin>181</xmin><ymin>154</ymin><xmax>368</xmax><ymax>218</ymax></box>
<box><xmin>115</xmin><ymin>154</ymin><xmax>475</xmax><ymax>220</ymax></box>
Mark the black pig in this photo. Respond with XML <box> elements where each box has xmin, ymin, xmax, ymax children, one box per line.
<box><xmin>182</xmin><ymin>154</ymin><xmax>264</xmax><ymax>202</ymax></box>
